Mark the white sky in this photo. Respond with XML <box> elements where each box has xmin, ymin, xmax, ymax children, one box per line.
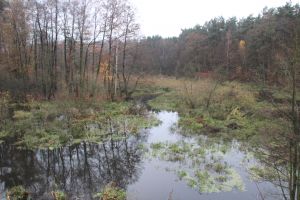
<box><xmin>130</xmin><ymin>0</ymin><xmax>300</xmax><ymax>38</ymax></box>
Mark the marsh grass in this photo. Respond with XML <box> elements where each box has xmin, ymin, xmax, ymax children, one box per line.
<box><xmin>142</xmin><ymin>76</ymin><xmax>290</xmax><ymax>142</ymax></box>
<box><xmin>0</xmin><ymin>97</ymin><xmax>160</xmax><ymax>149</ymax></box>
<box><xmin>52</xmin><ymin>191</ymin><xmax>66</xmax><ymax>200</ymax></box>
<box><xmin>95</xmin><ymin>183</ymin><xmax>126</xmax><ymax>200</ymax></box>
<box><xmin>148</xmin><ymin>140</ymin><xmax>245</xmax><ymax>193</ymax></box>
<box><xmin>7</xmin><ymin>186</ymin><xmax>28</xmax><ymax>200</ymax></box>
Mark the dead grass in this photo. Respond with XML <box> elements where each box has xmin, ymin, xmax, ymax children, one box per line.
<box><xmin>142</xmin><ymin>75</ymin><xmax>257</xmax><ymax>110</ymax></box>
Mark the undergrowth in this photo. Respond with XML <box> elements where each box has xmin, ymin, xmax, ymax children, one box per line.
<box><xmin>0</xmin><ymin>95</ymin><xmax>160</xmax><ymax>149</ymax></box>
<box><xmin>143</xmin><ymin>76</ymin><xmax>290</xmax><ymax>142</ymax></box>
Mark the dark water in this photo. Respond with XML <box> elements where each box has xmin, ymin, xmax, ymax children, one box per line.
<box><xmin>0</xmin><ymin>111</ymin><xmax>282</xmax><ymax>200</ymax></box>
<box><xmin>0</xmin><ymin>133</ymin><xmax>146</xmax><ymax>199</ymax></box>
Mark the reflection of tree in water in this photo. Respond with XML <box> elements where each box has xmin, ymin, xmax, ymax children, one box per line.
<box><xmin>0</xmin><ymin>131</ymin><xmax>147</xmax><ymax>199</ymax></box>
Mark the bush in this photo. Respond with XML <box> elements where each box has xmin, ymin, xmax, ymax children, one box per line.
<box><xmin>7</xmin><ymin>186</ymin><xmax>28</xmax><ymax>200</ymax></box>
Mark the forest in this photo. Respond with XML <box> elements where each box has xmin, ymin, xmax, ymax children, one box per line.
<box><xmin>0</xmin><ymin>0</ymin><xmax>299</xmax><ymax>200</ymax></box>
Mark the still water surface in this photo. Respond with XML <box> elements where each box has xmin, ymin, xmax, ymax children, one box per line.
<box><xmin>0</xmin><ymin>111</ymin><xmax>281</xmax><ymax>199</ymax></box>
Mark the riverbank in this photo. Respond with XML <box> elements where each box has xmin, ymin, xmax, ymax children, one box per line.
<box><xmin>140</xmin><ymin>76</ymin><xmax>292</xmax><ymax>143</ymax></box>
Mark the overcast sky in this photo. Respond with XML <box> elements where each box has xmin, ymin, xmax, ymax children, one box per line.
<box><xmin>130</xmin><ymin>0</ymin><xmax>299</xmax><ymax>38</ymax></box>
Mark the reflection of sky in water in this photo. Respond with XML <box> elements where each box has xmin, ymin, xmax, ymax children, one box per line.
<box><xmin>128</xmin><ymin>111</ymin><xmax>280</xmax><ymax>200</ymax></box>
<box><xmin>147</xmin><ymin>111</ymin><xmax>180</xmax><ymax>143</ymax></box>
<box><xmin>0</xmin><ymin>111</ymin><xmax>281</xmax><ymax>200</ymax></box>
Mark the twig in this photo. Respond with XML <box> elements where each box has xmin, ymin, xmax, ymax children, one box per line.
<box><xmin>255</xmin><ymin>182</ymin><xmax>265</xmax><ymax>200</ymax></box>
<box><xmin>168</xmin><ymin>189</ymin><xmax>173</xmax><ymax>200</ymax></box>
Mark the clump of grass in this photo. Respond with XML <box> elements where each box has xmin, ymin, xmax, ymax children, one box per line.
<box><xmin>178</xmin><ymin>170</ymin><xmax>188</xmax><ymax>179</ymax></box>
<box><xmin>147</xmin><ymin>139</ymin><xmax>245</xmax><ymax>194</ymax></box>
<box><xmin>148</xmin><ymin>91</ymin><xmax>180</xmax><ymax>111</ymax></box>
<box><xmin>13</xmin><ymin>110</ymin><xmax>33</xmax><ymax>120</ymax></box>
<box><xmin>216</xmin><ymin>175</ymin><xmax>228</xmax><ymax>182</ymax></box>
<box><xmin>249</xmin><ymin>166</ymin><xmax>277</xmax><ymax>181</ymax></box>
<box><xmin>213</xmin><ymin>163</ymin><xmax>228</xmax><ymax>174</ymax></box>
<box><xmin>195</xmin><ymin>171</ymin><xmax>210</xmax><ymax>184</ymax></box>
<box><xmin>95</xmin><ymin>183</ymin><xmax>126</xmax><ymax>200</ymax></box>
<box><xmin>52</xmin><ymin>191</ymin><xmax>66</xmax><ymax>200</ymax></box>
<box><xmin>178</xmin><ymin>116</ymin><xmax>204</xmax><ymax>133</ymax></box>
<box><xmin>222</xmin><ymin>169</ymin><xmax>245</xmax><ymax>191</ymax></box>
<box><xmin>187</xmin><ymin>178</ymin><xmax>197</xmax><ymax>188</ymax></box>
<box><xmin>7</xmin><ymin>186</ymin><xmax>28</xmax><ymax>200</ymax></box>
<box><xmin>169</xmin><ymin>143</ymin><xmax>181</xmax><ymax>153</ymax></box>
<box><xmin>215</xmin><ymin>81</ymin><xmax>256</xmax><ymax>109</ymax></box>
<box><xmin>0</xmin><ymin>91</ymin><xmax>11</xmax><ymax>120</ymax></box>
<box><xmin>150</xmin><ymin>142</ymin><xmax>165</xmax><ymax>150</ymax></box>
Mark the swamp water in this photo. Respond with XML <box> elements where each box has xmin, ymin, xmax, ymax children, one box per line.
<box><xmin>0</xmin><ymin>111</ymin><xmax>281</xmax><ymax>199</ymax></box>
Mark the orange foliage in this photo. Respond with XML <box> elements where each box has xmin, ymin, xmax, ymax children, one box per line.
<box><xmin>239</xmin><ymin>40</ymin><xmax>246</xmax><ymax>50</ymax></box>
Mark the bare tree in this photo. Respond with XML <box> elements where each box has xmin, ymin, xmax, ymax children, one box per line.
<box><xmin>119</xmin><ymin>4</ymin><xmax>139</xmax><ymax>99</ymax></box>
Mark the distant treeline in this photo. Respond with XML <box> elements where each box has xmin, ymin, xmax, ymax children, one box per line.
<box><xmin>0</xmin><ymin>1</ymin><xmax>299</xmax><ymax>100</ymax></box>
<box><xmin>138</xmin><ymin>3</ymin><xmax>300</xmax><ymax>84</ymax></box>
